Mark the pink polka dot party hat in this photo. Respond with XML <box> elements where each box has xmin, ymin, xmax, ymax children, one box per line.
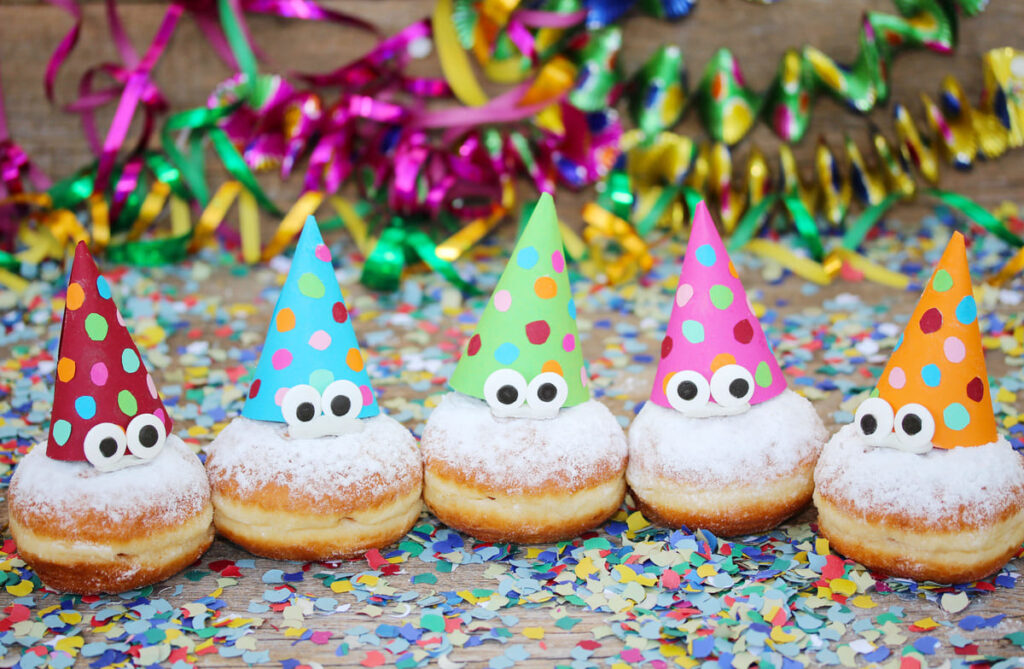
<box><xmin>651</xmin><ymin>200</ymin><xmax>787</xmax><ymax>414</ymax></box>
<box><xmin>47</xmin><ymin>242</ymin><xmax>172</xmax><ymax>469</ymax></box>
<box><xmin>243</xmin><ymin>216</ymin><xmax>380</xmax><ymax>428</ymax></box>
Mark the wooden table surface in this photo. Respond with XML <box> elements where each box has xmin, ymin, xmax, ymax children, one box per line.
<box><xmin>2</xmin><ymin>1</ymin><xmax>1024</xmax><ymax>667</ymax></box>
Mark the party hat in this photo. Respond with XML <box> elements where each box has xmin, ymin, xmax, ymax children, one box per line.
<box><xmin>449</xmin><ymin>193</ymin><xmax>587</xmax><ymax>415</ymax></box>
<box><xmin>47</xmin><ymin>242</ymin><xmax>172</xmax><ymax>468</ymax></box>
<box><xmin>651</xmin><ymin>200</ymin><xmax>786</xmax><ymax>413</ymax></box>
<box><xmin>872</xmin><ymin>232</ymin><xmax>996</xmax><ymax>449</ymax></box>
<box><xmin>243</xmin><ymin>217</ymin><xmax>380</xmax><ymax>427</ymax></box>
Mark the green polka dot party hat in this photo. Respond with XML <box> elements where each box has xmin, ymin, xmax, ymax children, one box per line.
<box><xmin>47</xmin><ymin>242</ymin><xmax>172</xmax><ymax>468</ymax></box>
<box><xmin>449</xmin><ymin>193</ymin><xmax>588</xmax><ymax>416</ymax></box>
<box><xmin>243</xmin><ymin>216</ymin><xmax>380</xmax><ymax>427</ymax></box>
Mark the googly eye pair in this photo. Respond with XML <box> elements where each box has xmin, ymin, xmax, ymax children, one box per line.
<box><xmin>664</xmin><ymin>364</ymin><xmax>754</xmax><ymax>415</ymax></box>
<box><xmin>855</xmin><ymin>397</ymin><xmax>935</xmax><ymax>451</ymax></box>
<box><xmin>83</xmin><ymin>414</ymin><xmax>166</xmax><ymax>470</ymax></box>
<box><xmin>282</xmin><ymin>381</ymin><xmax>363</xmax><ymax>428</ymax></box>
<box><xmin>483</xmin><ymin>370</ymin><xmax>569</xmax><ymax>417</ymax></box>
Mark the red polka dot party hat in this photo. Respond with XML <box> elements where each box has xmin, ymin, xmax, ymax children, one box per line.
<box><xmin>449</xmin><ymin>193</ymin><xmax>588</xmax><ymax>414</ymax></box>
<box><xmin>650</xmin><ymin>200</ymin><xmax>786</xmax><ymax>413</ymax></box>
<box><xmin>47</xmin><ymin>242</ymin><xmax>171</xmax><ymax>468</ymax></box>
<box><xmin>242</xmin><ymin>216</ymin><xmax>380</xmax><ymax>424</ymax></box>
<box><xmin>872</xmin><ymin>231</ymin><xmax>996</xmax><ymax>449</ymax></box>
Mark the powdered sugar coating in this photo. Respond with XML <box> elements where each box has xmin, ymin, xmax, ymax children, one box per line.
<box><xmin>628</xmin><ymin>389</ymin><xmax>827</xmax><ymax>487</ymax></box>
<box><xmin>421</xmin><ymin>392</ymin><xmax>627</xmax><ymax>494</ymax></box>
<box><xmin>206</xmin><ymin>415</ymin><xmax>421</xmax><ymax>501</ymax></box>
<box><xmin>815</xmin><ymin>423</ymin><xmax>1024</xmax><ymax>526</ymax></box>
<box><xmin>10</xmin><ymin>435</ymin><xmax>209</xmax><ymax>528</ymax></box>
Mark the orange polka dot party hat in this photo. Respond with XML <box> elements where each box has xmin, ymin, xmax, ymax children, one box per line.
<box><xmin>242</xmin><ymin>216</ymin><xmax>380</xmax><ymax>426</ymax></box>
<box><xmin>47</xmin><ymin>242</ymin><xmax>172</xmax><ymax>469</ymax></box>
<box><xmin>861</xmin><ymin>231</ymin><xmax>997</xmax><ymax>450</ymax></box>
<box><xmin>448</xmin><ymin>192</ymin><xmax>588</xmax><ymax>415</ymax></box>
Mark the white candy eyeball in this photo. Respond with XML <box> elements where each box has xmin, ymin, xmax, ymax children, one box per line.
<box><xmin>854</xmin><ymin>397</ymin><xmax>894</xmax><ymax>445</ymax></box>
<box><xmin>483</xmin><ymin>369</ymin><xmax>528</xmax><ymax>414</ymax></box>
<box><xmin>321</xmin><ymin>379</ymin><xmax>363</xmax><ymax>419</ymax></box>
<box><xmin>527</xmin><ymin>372</ymin><xmax>568</xmax><ymax>415</ymax></box>
<box><xmin>83</xmin><ymin>422</ymin><xmax>127</xmax><ymax>471</ymax></box>
<box><xmin>125</xmin><ymin>413</ymin><xmax>166</xmax><ymax>460</ymax></box>
<box><xmin>894</xmin><ymin>403</ymin><xmax>935</xmax><ymax>452</ymax></box>
<box><xmin>282</xmin><ymin>385</ymin><xmax>322</xmax><ymax>427</ymax></box>
<box><xmin>665</xmin><ymin>370</ymin><xmax>710</xmax><ymax>414</ymax></box>
<box><xmin>710</xmin><ymin>364</ymin><xmax>755</xmax><ymax>408</ymax></box>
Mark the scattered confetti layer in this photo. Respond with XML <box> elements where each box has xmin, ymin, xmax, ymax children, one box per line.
<box><xmin>2</xmin><ymin>205</ymin><xmax>1024</xmax><ymax>667</ymax></box>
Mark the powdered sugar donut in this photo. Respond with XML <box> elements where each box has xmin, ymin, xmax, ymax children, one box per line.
<box><xmin>421</xmin><ymin>392</ymin><xmax>627</xmax><ymax>543</ymax></box>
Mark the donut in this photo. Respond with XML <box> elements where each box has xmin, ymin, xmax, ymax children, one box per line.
<box><xmin>421</xmin><ymin>392</ymin><xmax>627</xmax><ymax>543</ymax></box>
<box><xmin>206</xmin><ymin>415</ymin><xmax>421</xmax><ymax>560</ymax></box>
<box><xmin>8</xmin><ymin>436</ymin><xmax>213</xmax><ymax>594</ymax></box>
<box><xmin>628</xmin><ymin>389</ymin><xmax>826</xmax><ymax>536</ymax></box>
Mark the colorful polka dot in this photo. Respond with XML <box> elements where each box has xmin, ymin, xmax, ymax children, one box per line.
<box><xmin>314</xmin><ymin>243</ymin><xmax>332</xmax><ymax>262</ymax></box>
<box><xmin>551</xmin><ymin>251</ymin><xmax>565</xmax><ymax>273</ymax></box>
<box><xmin>115</xmin><ymin>309</ymin><xmax>125</xmax><ymax>326</ymax></box>
<box><xmin>52</xmin><ymin>420</ymin><xmax>71</xmax><ymax>446</ymax></box>
<box><xmin>709</xmin><ymin>285</ymin><xmax>734</xmax><ymax>310</ymax></box>
<box><xmin>932</xmin><ymin>269</ymin><xmax>953</xmax><ymax>292</ymax></box>
<box><xmin>66</xmin><ymin>283</ymin><xmax>85</xmax><ymax>310</ymax></box>
<box><xmin>581</xmin><ymin>366</ymin><xmax>589</xmax><ymax>387</ymax></box>
<box><xmin>249</xmin><ymin>378</ymin><xmax>261</xmax><ymax>399</ymax></box>
<box><xmin>360</xmin><ymin>385</ymin><xmax>374</xmax><ymax>407</ymax></box>
<box><xmin>944</xmin><ymin>336</ymin><xmax>966</xmax><ymax>363</ymax></box>
<box><xmin>728</xmin><ymin>260</ymin><xmax>738</xmax><ymax>279</ymax></box>
<box><xmin>920</xmin><ymin>363</ymin><xmax>941</xmax><ymax>387</ymax></box>
<box><xmin>96</xmin><ymin>275</ymin><xmax>111</xmax><ymax>299</ymax></box>
<box><xmin>711</xmin><ymin>352</ymin><xmax>736</xmax><ymax>372</ymax></box>
<box><xmin>516</xmin><ymin>246</ymin><xmax>538</xmax><ymax>269</ymax></box>
<box><xmin>888</xmin><ymin>366</ymin><xmax>906</xmax><ymax>389</ymax></box>
<box><xmin>276</xmin><ymin>308</ymin><xmax>296</xmax><ymax>332</ymax></box>
<box><xmin>495</xmin><ymin>342</ymin><xmax>520</xmax><ymax>365</ymax></box>
<box><xmin>75</xmin><ymin>396</ymin><xmax>96</xmax><ymax>420</ymax></box>
<box><xmin>733</xmin><ymin>319</ymin><xmax>753</xmax><ymax>344</ymax></box>
<box><xmin>467</xmin><ymin>334</ymin><xmax>482</xmax><ymax>356</ymax></box>
<box><xmin>956</xmin><ymin>295</ymin><xmax>977</xmax><ymax>325</ymax></box>
<box><xmin>147</xmin><ymin>373</ymin><xmax>158</xmax><ymax>398</ymax></box>
<box><xmin>57</xmin><ymin>357</ymin><xmax>76</xmax><ymax>383</ymax></box>
<box><xmin>309</xmin><ymin>368</ymin><xmax>334</xmax><ymax>392</ymax></box>
<box><xmin>661</xmin><ymin>336</ymin><xmax>673</xmax><ymax>359</ymax></box>
<box><xmin>494</xmin><ymin>289</ymin><xmax>512</xmax><ymax>312</ymax></box>
<box><xmin>534</xmin><ymin>277</ymin><xmax>557</xmax><ymax>299</ymax></box>
<box><xmin>966</xmin><ymin>377</ymin><xmax>985</xmax><ymax>402</ymax></box>
<box><xmin>943</xmin><ymin>402</ymin><xmax>970</xmax><ymax>431</ymax></box>
<box><xmin>568</xmin><ymin>299</ymin><xmax>577</xmax><ymax>319</ymax></box>
<box><xmin>919</xmin><ymin>307</ymin><xmax>942</xmax><ymax>334</ymax></box>
<box><xmin>754</xmin><ymin>361</ymin><xmax>773</xmax><ymax>388</ymax></box>
<box><xmin>90</xmin><ymin>362</ymin><xmax>108</xmax><ymax>386</ymax></box>
<box><xmin>121</xmin><ymin>348</ymin><xmax>140</xmax><ymax>373</ymax></box>
<box><xmin>695</xmin><ymin>244</ymin><xmax>716</xmax><ymax>267</ymax></box>
<box><xmin>346</xmin><ymin>347</ymin><xmax>364</xmax><ymax>372</ymax></box>
<box><xmin>271</xmin><ymin>349</ymin><xmax>293</xmax><ymax>370</ymax></box>
<box><xmin>542</xmin><ymin>360</ymin><xmax>563</xmax><ymax>376</ymax></box>
<box><xmin>562</xmin><ymin>333</ymin><xmax>576</xmax><ymax>352</ymax></box>
<box><xmin>308</xmin><ymin>330</ymin><xmax>332</xmax><ymax>351</ymax></box>
<box><xmin>893</xmin><ymin>333</ymin><xmax>903</xmax><ymax>351</ymax></box>
<box><xmin>525</xmin><ymin>320</ymin><xmax>551</xmax><ymax>345</ymax></box>
<box><xmin>85</xmin><ymin>313</ymin><xmax>108</xmax><ymax>341</ymax></box>
<box><xmin>118</xmin><ymin>390</ymin><xmax>138</xmax><ymax>417</ymax></box>
<box><xmin>675</xmin><ymin>283</ymin><xmax>693</xmax><ymax>308</ymax></box>
<box><xmin>682</xmin><ymin>320</ymin><xmax>705</xmax><ymax>343</ymax></box>
<box><xmin>332</xmin><ymin>302</ymin><xmax>348</xmax><ymax>323</ymax></box>
<box><xmin>298</xmin><ymin>272</ymin><xmax>325</xmax><ymax>299</ymax></box>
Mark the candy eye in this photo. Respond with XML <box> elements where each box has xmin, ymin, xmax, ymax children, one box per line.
<box><xmin>894</xmin><ymin>403</ymin><xmax>935</xmax><ymax>451</ymax></box>
<box><xmin>527</xmin><ymin>372</ymin><xmax>568</xmax><ymax>413</ymax></box>
<box><xmin>282</xmin><ymin>385</ymin><xmax>322</xmax><ymax>426</ymax></box>
<box><xmin>665</xmin><ymin>370</ymin><xmax>710</xmax><ymax>414</ymax></box>
<box><xmin>322</xmin><ymin>380</ymin><xmax>363</xmax><ymax>419</ymax></box>
<box><xmin>483</xmin><ymin>369</ymin><xmax>528</xmax><ymax>413</ymax></box>
<box><xmin>854</xmin><ymin>397</ymin><xmax>894</xmax><ymax>444</ymax></box>
<box><xmin>710</xmin><ymin>364</ymin><xmax>755</xmax><ymax>408</ymax></box>
<box><xmin>126</xmin><ymin>413</ymin><xmax>166</xmax><ymax>460</ymax></box>
<box><xmin>83</xmin><ymin>423</ymin><xmax>127</xmax><ymax>471</ymax></box>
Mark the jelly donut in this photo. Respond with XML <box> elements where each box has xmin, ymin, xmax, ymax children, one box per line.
<box><xmin>423</xmin><ymin>194</ymin><xmax>627</xmax><ymax>543</ymax></box>
<box><xmin>814</xmin><ymin>232</ymin><xmax>1024</xmax><ymax>583</ymax></box>
<box><xmin>628</xmin><ymin>201</ymin><xmax>827</xmax><ymax>536</ymax></box>
<box><xmin>207</xmin><ymin>217</ymin><xmax>421</xmax><ymax>560</ymax></box>
<box><xmin>8</xmin><ymin>243</ymin><xmax>212</xmax><ymax>594</ymax></box>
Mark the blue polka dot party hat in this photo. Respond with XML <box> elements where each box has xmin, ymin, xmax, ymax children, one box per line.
<box><xmin>48</xmin><ymin>242</ymin><xmax>172</xmax><ymax>467</ymax></box>
<box><xmin>449</xmin><ymin>193</ymin><xmax>588</xmax><ymax>412</ymax></box>
<box><xmin>242</xmin><ymin>216</ymin><xmax>380</xmax><ymax>424</ymax></box>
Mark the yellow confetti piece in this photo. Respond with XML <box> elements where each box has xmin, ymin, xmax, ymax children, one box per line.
<box><xmin>6</xmin><ymin>580</ymin><xmax>34</xmax><ymax>597</ymax></box>
<box><xmin>912</xmin><ymin>617</ymin><xmax>940</xmax><ymax>630</ymax></box>
<box><xmin>357</xmin><ymin>574</ymin><xmax>379</xmax><ymax>587</ymax></box>
<box><xmin>850</xmin><ymin>595</ymin><xmax>877</xmax><ymax>609</ymax></box>
<box><xmin>770</xmin><ymin>627</ymin><xmax>799</xmax><ymax>643</ymax></box>
<box><xmin>522</xmin><ymin>627</ymin><xmax>545</xmax><ymax>640</ymax></box>
<box><xmin>696</xmin><ymin>564</ymin><xmax>717</xmax><ymax>578</ymax></box>
<box><xmin>55</xmin><ymin>636</ymin><xmax>84</xmax><ymax>653</ymax></box>
<box><xmin>526</xmin><ymin>547</ymin><xmax>544</xmax><ymax>559</ymax></box>
<box><xmin>829</xmin><ymin>578</ymin><xmax>857</xmax><ymax>596</ymax></box>
<box><xmin>626</xmin><ymin>510</ymin><xmax>650</xmax><ymax>533</ymax></box>
<box><xmin>815</xmin><ymin>537</ymin><xmax>830</xmax><ymax>555</ymax></box>
<box><xmin>574</xmin><ymin>556</ymin><xmax>597</xmax><ymax>580</ymax></box>
<box><xmin>59</xmin><ymin>611</ymin><xmax>83</xmax><ymax>625</ymax></box>
<box><xmin>996</xmin><ymin>388</ymin><xmax>1018</xmax><ymax>403</ymax></box>
<box><xmin>458</xmin><ymin>590</ymin><xmax>479</xmax><ymax>604</ymax></box>
<box><xmin>284</xmin><ymin>627</ymin><xmax>307</xmax><ymax>637</ymax></box>
<box><xmin>331</xmin><ymin>579</ymin><xmax>353</xmax><ymax>593</ymax></box>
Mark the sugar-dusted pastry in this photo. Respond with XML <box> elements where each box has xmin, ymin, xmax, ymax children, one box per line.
<box><xmin>206</xmin><ymin>217</ymin><xmax>422</xmax><ymax>560</ymax></box>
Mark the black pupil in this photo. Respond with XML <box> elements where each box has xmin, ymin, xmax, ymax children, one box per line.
<box><xmin>860</xmin><ymin>414</ymin><xmax>877</xmax><ymax>435</ymax></box>
<box><xmin>677</xmin><ymin>381</ymin><xmax>698</xmax><ymax>401</ymax></box>
<box><xmin>729</xmin><ymin>378</ymin><xmax>749</xmax><ymax>398</ymax></box>
<box><xmin>537</xmin><ymin>383</ymin><xmax>557</xmax><ymax>402</ymax></box>
<box><xmin>99</xmin><ymin>437</ymin><xmax>118</xmax><ymax>458</ymax></box>
<box><xmin>496</xmin><ymin>385</ymin><xmax>518</xmax><ymax>405</ymax></box>
<box><xmin>330</xmin><ymin>395</ymin><xmax>352</xmax><ymax>417</ymax></box>
<box><xmin>901</xmin><ymin>413</ymin><xmax>922</xmax><ymax>435</ymax></box>
<box><xmin>296</xmin><ymin>402</ymin><xmax>316</xmax><ymax>422</ymax></box>
<box><xmin>139</xmin><ymin>425</ymin><xmax>159</xmax><ymax>448</ymax></box>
